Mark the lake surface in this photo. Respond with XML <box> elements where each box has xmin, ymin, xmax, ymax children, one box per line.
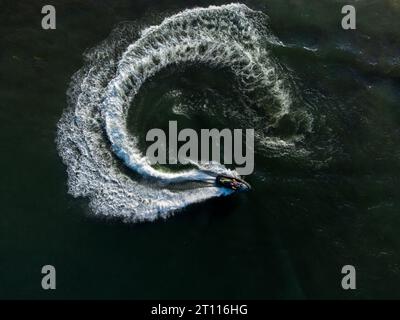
<box><xmin>1</xmin><ymin>0</ymin><xmax>399</xmax><ymax>299</ymax></box>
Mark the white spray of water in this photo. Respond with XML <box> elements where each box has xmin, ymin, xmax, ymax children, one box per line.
<box><xmin>56</xmin><ymin>3</ymin><xmax>293</xmax><ymax>222</ymax></box>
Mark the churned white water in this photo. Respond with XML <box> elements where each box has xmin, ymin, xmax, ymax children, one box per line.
<box><xmin>56</xmin><ymin>3</ymin><xmax>297</xmax><ymax>222</ymax></box>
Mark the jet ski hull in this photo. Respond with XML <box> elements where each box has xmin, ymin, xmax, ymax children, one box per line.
<box><xmin>216</xmin><ymin>175</ymin><xmax>251</xmax><ymax>192</ymax></box>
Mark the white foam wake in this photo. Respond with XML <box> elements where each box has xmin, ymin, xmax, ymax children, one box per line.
<box><xmin>56</xmin><ymin>3</ymin><xmax>293</xmax><ymax>222</ymax></box>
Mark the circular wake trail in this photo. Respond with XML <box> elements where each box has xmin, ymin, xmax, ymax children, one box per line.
<box><xmin>56</xmin><ymin>3</ymin><xmax>292</xmax><ymax>222</ymax></box>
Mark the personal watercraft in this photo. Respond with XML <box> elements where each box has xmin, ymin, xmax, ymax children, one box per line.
<box><xmin>216</xmin><ymin>175</ymin><xmax>251</xmax><ymax>192</ymax></box>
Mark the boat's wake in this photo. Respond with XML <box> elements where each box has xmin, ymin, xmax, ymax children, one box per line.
<box><xmin>56</xmin><ymin>3</ymin><xmax>303</xmax><ymax>222</ymax></box>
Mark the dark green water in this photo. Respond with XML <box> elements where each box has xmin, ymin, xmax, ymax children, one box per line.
<box><xmin>1</xmin><ymin>0</ymin><xmax>400</xmax><ymax>299</ymax></box>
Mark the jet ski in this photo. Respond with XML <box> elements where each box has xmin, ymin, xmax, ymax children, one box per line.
<box><xmin>216</xmin><ymin>175</ymin><xmax>251</xmax><ymax>192</ymax></box>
